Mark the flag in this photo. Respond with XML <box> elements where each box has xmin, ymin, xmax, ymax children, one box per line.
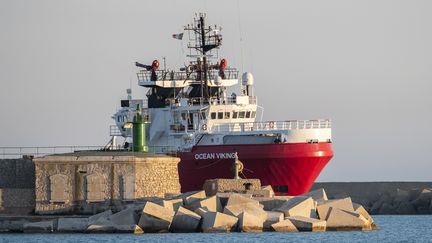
<box><xmin>172</xmin><ymin>33</ymin><xmax>184</xmax><ymax>40</ymax></box>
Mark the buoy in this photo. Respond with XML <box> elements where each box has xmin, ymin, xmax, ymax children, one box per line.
<box><xmin>202</xmin><ymin>124</ymin><xmax>207</xmax><ymax>130</ymax></box>
<box><xmin>152</xmin><ymin>60</ymin><xmax>160</xmax><ymax>70</ymax></box>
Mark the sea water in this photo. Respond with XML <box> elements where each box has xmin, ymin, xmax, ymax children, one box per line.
<box><xmin>1</xmin><ymin>215</ymin><xmax>431</xmax><ymax>243</ymax></box>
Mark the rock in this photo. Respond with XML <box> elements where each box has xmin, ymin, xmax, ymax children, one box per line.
<box><xmin>23</xmin><ymin>220</ymin><xmax>55</xmax><ymax>233</ymax></box>
<box><xmin>201</xmin><ymin>212</ymin><xmax>238</xmax><ymax>233</ymax></box>
<box><xmin>88</xmin><ymin>210</ymin><xmax>112</xmax><ymax>225</ymax></box>
<box><xmin>170</xmin><ymin>206</ymin><xmax>202</xmax><ymax>233</ymax></box>
<box><xmin>226</xmin><ymin>193</ymin><xmax>260</xmax><ymax>207</ymax></box>
<box><xmin>165</xmin><ymin>192</ymin><xmax>181</xmax><ymax>199</ymax></box>
<box><xmin>263</xmin><ymin>211</ymin><xmax>284</xmax><ymax>231</ymax></box>
<box><xmin>286</xmin><ymin>216</ymin><xmax>326</xmax><ymax>232</ymax></box>
<box><xmin>395</xmin><ymin>201</ymin><xmax>416</xmax><ymax>214</ymax></box>
<box><xmin>271</xmin><ymin>219</ymin><xmax>298</xmax><ymax>232</ymax></box>
<box><xmin>86</xmin><ymin>224</ymin><xmax>143</xmax><ymax>233</ymax></box>
<box><xmin>412</xmin><ymin>189</ymin><xmax>432</xmax><ymax>213</ymax></box>
<box><xmin>275</xmin><ymin>196</ymin><xmax>317</xmax><ymax>218</ymax></box>
<box><xmin>325</xmin><ymin>207</ymin><xmax>369</xmax><ymax>231</ymax></box>
<box><xmin>261</xmin><ymin>185</ymin><xmax>275</xmax><ymax>197</ymax></box>
<box><xmin>109</xmin><ymin>208</ymin><xmax>138</xmax><ymax>225</ymax></box>
<box><xmin>301</xmin><ymin>188</ymin><xmax>328</xmax><ymax>201</ymax></box>
<box><xmin>57</xmin><ymin>218</ymin><xmax>88</xmax><ymax>232</ymax></box>
<box><xmin>183</xmin><ymin>191</ymin><xmax>207</xmax><ymax>206</ymax></box>
<box><xmin>138</xmin><ymin>201</ymin><xmax>175</xmax><ymax>233</ymax></box>
<box><xmin>237</xmin><ymin>211</ymin><xmax>264</xmax><ymax>232</ymax></box>
<box><xmin>379</xmin><ymin>202</ymin><xmax>397</xmax><ymax>214</ymax></box>
<box><xmin>370</xmin><ymin>194</ymin><xmax>391</xmax><ymax>214</ymax></box>
<box><xmin>224</xmin><ymin>202</ymin><xmax>268</xmax><ymax>221</ymax></box>
<box><xmin>317</xmin><ymin>197</ymin><xmax>354</xmax><ymax>220</ymax></box>
<box><xmin>246</xmin><ymin>189</ymin><xmax>272</xmax><ymax>198</ymax></box>
<box><xmin>394</xmin><ymin>189</ymin><xmax>411</xmax><ymax>203</ymax></box>
<box><xmin>353</xmin><ymin>203</ymin><xmax>374</xmax><ymax>224</ymax></box>
<box><xmin>187</xmin><ymin>196</ymin><xmax>222</xmax><ymax>212</ymax></box>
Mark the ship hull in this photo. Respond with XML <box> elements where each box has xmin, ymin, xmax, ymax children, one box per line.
<box><xmin>177</xmin><ymin>142</ymin><xmax>333</xmax><ymax>196</ymax></box>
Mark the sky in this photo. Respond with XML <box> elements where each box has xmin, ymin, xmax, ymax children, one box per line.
<box><xmin>0</xmin><ymin>0</ymin><xmax>431</xmax><ymax>182</ymax></box>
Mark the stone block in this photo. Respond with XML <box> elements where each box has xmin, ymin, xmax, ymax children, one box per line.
<box><xmin>194</xmin><ymin>207</ymin><xmax>208</xmax><ymax>217</ymax></box>
<box><xmin>317</xmin><ymin>197</ymin><xmax>354</xmax><ymax>220</ymax></box>
<box><xmin>57</xmin><ymin>218</ymin><xmax>88</xmax><ymax>232</ymax></box>
<box><xmin>86</xmin><ymin>224</ymin><xmax>143</xmax><ymax>233</ymax></box>
<box><xmin>325</xmin><ymin>207</ymin><xmax>369</xmax><ymax>231</ymax></box>
<box><xmin>237</xmin><ymin>211</ymin><xmax>264</xmax><ymax>232</ymax></box>
<box><xmin>275</xmin><ymin>197</ymin><xmax>317</xmax><ymax>218</ymax></box>
<box><xmin>23</xmin><ymin>220</ymin><xmax>55</xmax><ymax>233</ymax></box>
<box><xmin>301</xmin><ymin>188</ymin><xmax>328</xmax><ymax>201</ymax></box>
<box><xmin>187</xmin><ymin>196</ymin><xmax>222</xmax><ymax>212</ymax></box>
<box><xmin>353</xmin><ymin>203</ymin><xmax>374</xmax><ymax>224</ymax></box>
<box><xmin>246</xmin><ymin>190</ymin><xmax>271</xmax><ymax>198</ymax></box>
<box><xmin>224</xmin><ymin>202</ymin><xmax>268</xmax><ymax>222</ymax></box>
<box><xmin>138</xmin><ymin>201</ymin><xmax>174</xmax><ymax>233</ymax></box>
<box><xmin>379</xmin><ymin>202</ymin><xmax>397</xmax><ymax>214</ymax></box>
<box><xmin>154</xmin><ymin>200</ymin><xmax>174</xmax><ymax>211</ymax></box>
<box><xmin>166</xmin><ymin>198</ymin><xmax>183</xmax><ymax>211</ymax></box>
<box><xmin>109</xmin><ymin>208</ymin><xmax>138</xmax><ymax>225</ymax></box>
<box><xmin>170</xmin><ymin>206</ymin><xmax>202</xmax><ymax>233</ymax></box>
<box><xmin>263</xmin><ymin>211</ymin><xmax>284</xmax><ymax>231</ymax></box>
<box><xmin>201</xmin><ymin>212</ymin><xmax>238</xmax><ymax>233</ymax></box>
<box><xmin>226</xmin><ymin>194</ymin><xmax>260</xmax><ymax>207</ymax></box>
<box><xmin>256</xmin><ymin>197</ymin><xmax>292</xmax><ymax>211</ymax></box>
<box><xmin>182</xmin><ymin>191</ymin><xmax>207</xmax><ymax>206</ymax></box>
<box><xmin>88</xmin><ymin>210</ymin><xmax>112</xmax><ymax>225</ymax></box>
<box><xmin>204</xmin><ymin>179</ymin><xmax>261</xmax><ymax>196</ymax></box>
<box><xmin>286</xmin><ymin>216</ymin><xmax>326</xmax><ymax>232</ymax></box>
<box><xmin>261</xmin><ymin>185</ymin><xmax>275</xmax><ymax>198</ymax></box>
<box><xmin>216</xmin><ymin>192</ymin><xmax>252</xmax><ymax>207</ymax></box>
<box><xmin>271</xmin><ymin>219</ymin><xmax>298</xmax><ymax>232</ymax></box>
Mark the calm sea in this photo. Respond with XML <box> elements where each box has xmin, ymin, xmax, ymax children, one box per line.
<box><xmin>0</xmin><ymin>215</ymin><xmax>431</xmax><ymax>243</ymax></box>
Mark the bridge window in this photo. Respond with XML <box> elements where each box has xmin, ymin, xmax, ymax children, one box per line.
<box><xmin>201</xmin><ymin>112</ymin><xmax>207</xmax><ymax>120</ymax></box>
<box><xmin>211</xmin><ymin>112</ymin><xmax>216</xmax><ymax>119</ymax></box>
<box><xmin>224</xmin><ymin>112</ymin><xmax>230</xmax><ymax>119</ymax></box>
<box><xmin>217</xmin><ymin>112</ymin><xmax>223</xmax><ymax>119</ymax></box>
<box><xmin>239</xmin><ymin>111</ymin><xmax>246</xmax><ymax>118</ymax></box>
<box><xmin>233</xmin><ymin>111</ymin><xmax>238</xmax><ymax>119</ymax></box>
<box><xmin>251</xmin><ymin>111</ymin><xmax>256</xmax><ymax>118</ymax></box>
<box><xmin>246</xmin><ymin>111</ymin><xmax>251</xmax><ymax>118</ymax></box>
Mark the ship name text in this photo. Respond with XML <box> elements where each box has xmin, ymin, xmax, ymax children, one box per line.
<box><xmin>194</xmin><ymin>152</ymin><xmax>236</xmax><ymax>160</ymax></box>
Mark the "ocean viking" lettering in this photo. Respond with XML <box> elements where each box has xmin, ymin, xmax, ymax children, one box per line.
<box><xmin>194</xmin><ymin>152</ymin><xmax>236</xmax><ymax>160</ymax></box>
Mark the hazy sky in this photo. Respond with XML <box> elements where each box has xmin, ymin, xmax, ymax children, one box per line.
<box><xmin>1</xmin><ymin>0</ymin><xmax>431</xmax><ymax>182</ymax></box>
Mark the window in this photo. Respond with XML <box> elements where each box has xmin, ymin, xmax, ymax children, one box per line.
<box><xmin>217</xmin><ymin>112</ymin><xmax>224</xmax><ymax>119</ymax></box>
<box><xmin>201</xmin><ymin>112</ymin><xmax>206</xmax><ymax>120</ymax></box>
<box><xmin>251</xmin><ymin>111</ymin><xmax>256</xmax><ymax>118</ymax></box>
<box><xmin>246</xmin><ymin>111</ymin><xmax>251</xmax><ymax>118</ymax></box>
<box><xmin>224</xmin><ymin>112</ymin><xmax>230</xmax><ymax>119</ymax></box>
<box><xmin>233</xmin><ymin>111</ymin><xmax>238</xmax><ymax>119</ymax></box>
<box><xmin>239</xmin><ymin>111</ymin><xmax>246</xmax><ymax>118</ymax></box>
<box><xmin>211</xmin><ymin>112</ymin><xmax>216</xmax><ymax>119</ymax></box>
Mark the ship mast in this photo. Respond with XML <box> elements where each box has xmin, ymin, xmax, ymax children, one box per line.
<box><xmin>185</xmin><ymin>13</ymin><xmax>222</xmax><ymax>100</ymax></box>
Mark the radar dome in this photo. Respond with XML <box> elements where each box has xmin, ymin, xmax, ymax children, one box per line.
<box><xmin>242</xmin><ymin>72</ymin><xmax>254</xmax><ymax>86</ymax></box>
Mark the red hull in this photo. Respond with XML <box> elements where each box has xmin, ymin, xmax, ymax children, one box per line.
<box><xmin>178</xmin><ymin>142</ymin><xmax>333</xmax><ymax>196</ymax></box>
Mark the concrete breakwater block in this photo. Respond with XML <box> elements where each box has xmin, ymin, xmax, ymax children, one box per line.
<box><xmin>138</xmin><ymin>201</ymin><xmax>174</xmax><ymax>233</ymax></box>
<box><xmin>186</xmin><ymin>195</ymin><xmax>222</xmax><ymax>212</ymax></box>
<box><xmin>183</xmin><ymin>191</ymin><xmax>207</xmax><ymax>206</ymax></box>
<box><xmin>86</xmin><ymin>224</ymin><xmax>143</xmax><ymax>234</ymax></box>
<box><xmin>88</xmin><ymin>210</ymin><xmax>112</xmax><ymax>225</ymax></box>
<box><xmin>23</xmin><ymin>220</ymin><xmax>55</xmax><ymax>233</ymax></box>
<box><xmin>301</xmin><ymin>188</ymin><xmax>328</xmax><ymax>201</ymax></box>
<box><xmin>317</xmin><ymin>198</ymin><xmax>354</xmax><ymax>220</ymax></box>
<box><xmin>256</xmin><ymin>197</ymin><xmax>292</xmax><ymax>211</ymax></box>
<box><xmin>226</xmin><ymin>193</ymin><xmax>260</xmax><ymax>207</ymax></box>
<box><xmin>271</xmin><ymin>219</ymin><xmax>298</xmax><ymax>232</ymax></box>
<box><xmin>263</xmin><ymin>211</ymin><xmax>284</xmax><ymax>231</ymax></box>
<box><xmin>201</xmin><ymin>212</ymin><xmax>238</xmax><ymax>233</ymax></box>
<box><xmin>275</xmin><ymin>197</ymin><xmax>317</xmax><ymax>218</ymax></box>
<box><xmin>325</xmin><ymin>207</ymin><xmax>369</xmax><ymax>231</ymax></box>
<box><xmin>57</xmin><ymin>218</ymin><xmax>88</xmax><ymax>232</ymax></box>
<box><xmin>109</xmin><ymin>208</ymin><xmax>138</xmax><ymax>226</ymax></box>
<box><xmin>237</xmin><ymin>211</ymin><xmax>264</xmax><ymax>232</ymax></box>
<box><xmin>170</xmin><ymin>206</ymin><xmax>201</xmax><ymax>233</ymax></box>
<box><xmin>286</xmin><ymin>216</ymin><xmax>326</xmax><ymax>232</ymax></box>
<box><xmin>224</xmin><ymin>202</ymin><xmax>268</xmax><ymax>221</ymax></box>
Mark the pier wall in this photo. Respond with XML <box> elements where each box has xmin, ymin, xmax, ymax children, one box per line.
<box><xmin>0</xmin><ymin>158</ymin><xmax>35</xmax><ymax>214</ymax></box>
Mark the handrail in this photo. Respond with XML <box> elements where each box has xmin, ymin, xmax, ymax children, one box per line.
<box><xmin>137</xmin><ymin>68</ymin><xmax>239</xmax><ymax>82</ymax></box>
<box><xmin>209</xmin><ymin>119</ymin><xmax>332</xmax><ymax>133</ymax></box>
<box><xmin>0</xmin><ymin>145</ymin><xmax>177</xmax><ymax>159</ymax></box>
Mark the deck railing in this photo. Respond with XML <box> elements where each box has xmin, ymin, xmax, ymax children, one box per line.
<box><xmin>209</xmin><ymin>119</ymin><xmax>332</xmax><ymax>133</ymax></box>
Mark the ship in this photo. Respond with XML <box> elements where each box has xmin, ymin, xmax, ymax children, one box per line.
<box><xmin>111</xmin><ymin>13</ymin><xmax>333</xmax><ymax>196</ymax></box>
